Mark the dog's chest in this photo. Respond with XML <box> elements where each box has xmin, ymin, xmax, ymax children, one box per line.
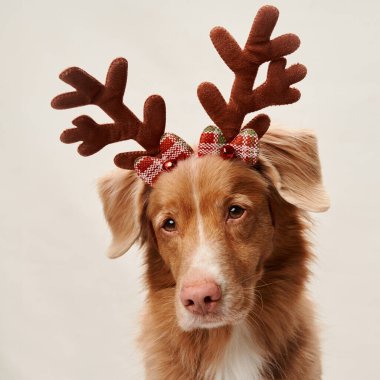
<box><xmin>212</xmin><ymin>323</ymin><xmax>264</xmax><ymax>380</ymax></box>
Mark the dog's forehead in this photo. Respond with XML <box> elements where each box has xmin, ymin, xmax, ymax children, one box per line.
<box><xmin>152</xmin><ymin>156</ymin><xmax>230</xmax><ymax>200</ymax></box>
<box><xmin>150</xmin><ymin>156</ymin><xmax>267</xmax><ymax>208</ymax></box>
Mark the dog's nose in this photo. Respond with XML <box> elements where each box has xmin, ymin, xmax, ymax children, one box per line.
<box><xmin>180</xmin><ymin>281</ymin><xmax>222</xmax><ymax>315</ymax></box>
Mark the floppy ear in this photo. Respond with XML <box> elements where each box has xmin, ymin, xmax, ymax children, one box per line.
<box><xmin>98</xmin><ymin>169</ymin><xmax>146</xmax><ymax>258</ymax></box>
<box><xmin>259</xmin><ymin>128</ymin><xmax>330</xmax><ymax>212</ymax></box>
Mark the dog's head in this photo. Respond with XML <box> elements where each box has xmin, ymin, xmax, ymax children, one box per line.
<box><xmin>98</xmin><ymin>129</ymin><xmax>329</xmax><ymax>331</ymax></box>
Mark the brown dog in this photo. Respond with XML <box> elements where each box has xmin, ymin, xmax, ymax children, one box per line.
<box><xmin>98</xmin><ymin>128</ymin><xmax>329</xmax><ymax>379</ymax></box>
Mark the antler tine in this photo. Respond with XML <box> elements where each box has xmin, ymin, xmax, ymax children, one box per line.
<box><xmin>51</xmin><ymin>58</ymin><xmax>166</xmax><ymax>169</ymax></box>
<box><xmin>197</xmin><ymin>5</ymin><xmax>306</xmax><ymax>142</ymax></box>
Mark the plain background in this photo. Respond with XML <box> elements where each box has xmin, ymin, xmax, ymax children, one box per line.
<box><xmin>1</xmin><ymin>0</ymin><xmax>379</xmax><ymax>379</ymax></box>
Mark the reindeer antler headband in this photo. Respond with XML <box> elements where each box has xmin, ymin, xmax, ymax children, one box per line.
<box><xmin>52</xmin><ymin>5</ymin><xmax>306</xmax><ymax>186</ymax></box>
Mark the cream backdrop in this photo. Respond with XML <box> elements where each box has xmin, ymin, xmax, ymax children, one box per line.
<box><xmin>1</xmin><ymin>0</ymin><xmax>379</xmax><ymax>379</ymax></box>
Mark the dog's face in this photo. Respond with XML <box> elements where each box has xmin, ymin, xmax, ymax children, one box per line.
<box><xmin>98</xmin><ymin>129</ymin><xmax>329</xmax><ymax>331</ymax></box>
<box><xmin>148</xmin><ymin>156</ymin><xmax>273</xmax><ymax>330</ymax></box>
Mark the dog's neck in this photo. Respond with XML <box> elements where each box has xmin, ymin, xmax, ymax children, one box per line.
<box><xmin>210</xmin><ymin>322</ymin><xmax>264</xmax><ymax>380</ymax></box>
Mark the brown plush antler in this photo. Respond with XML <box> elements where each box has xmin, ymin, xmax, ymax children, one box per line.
<box><xmin>51</xmin><ymin>58</ymin><xmax>166</xmax><ymax>169</ymax></box>
<box><xmin>197</xmin><ymin>5</ymin><xmax>307</xmax><ymax>142</ymax></box>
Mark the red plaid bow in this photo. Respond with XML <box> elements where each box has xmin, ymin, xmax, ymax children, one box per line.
<box><xmin>135</xmin><ymin>126</ymin><xmax>260</xmax><ymax>186</ymax></box>
<box><xmin>198</xmin><ymin>126</ymin><xmax>259</xmax><ymax>165</ymax></box>
<box><xmin>134</xmin><ymin>133</ymin><xmax>193</xmax><ymax>186</ymax></box>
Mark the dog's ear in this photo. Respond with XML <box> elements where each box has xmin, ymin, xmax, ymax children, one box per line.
<box><xmin>259</xmin><ymin>128</ymin><xmax>330</xmax><ymax>212</ymax></box>
<box><xmin>98</xmin><ymin>170</ymin><xmax>146</xmax><ymax>258</ymax></box>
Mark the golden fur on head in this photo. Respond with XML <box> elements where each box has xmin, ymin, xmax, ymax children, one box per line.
<box><xmin>98</xmin><ymin>128</ymin><xmax>329</xmax><ymax>379</ymax></box>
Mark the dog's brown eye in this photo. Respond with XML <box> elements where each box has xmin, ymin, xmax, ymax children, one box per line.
<box><xmin>163</xmin><ymin>218</ymin><xmax>176</xmax><ymax>231</ymax></box>
<box><xmin>228</xmin><ymin>205</ymin><xmax>245</xmax><ymax>219</ymax></box>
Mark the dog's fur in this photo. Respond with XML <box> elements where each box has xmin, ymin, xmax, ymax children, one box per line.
<box><xmin>98</xmin><ymin>128</ymin><xmax>329</xmax><ymax>380</ymax></box>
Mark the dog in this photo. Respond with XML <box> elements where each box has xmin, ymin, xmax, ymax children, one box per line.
<box><xmin>52</xmin><ymin>5</ymin><xmax>329</xmax><ymax>379</ymax></box>
<box><xmin>97</xmin><ymin>128</ymin><xmax>329</xmax><ymax>379</ymax></box>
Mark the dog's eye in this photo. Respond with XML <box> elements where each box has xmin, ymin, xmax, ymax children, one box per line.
<box><xmin>163</xmin><ymin>218</ymin><xmax>176</xmax><ymax>232</ymax></box>
<box><xmin>228</xmin><ymin>205</ymin><xmax>245</xmax><ymax>220</ymax></box>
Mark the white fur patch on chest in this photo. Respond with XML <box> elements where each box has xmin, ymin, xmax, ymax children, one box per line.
<box><xmin>213</xmin><ymin>322</ymin><xmax>264</xmax><ymax>380</ymax></box>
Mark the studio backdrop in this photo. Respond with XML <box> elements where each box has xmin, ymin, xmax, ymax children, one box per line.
<box><xmin>0</xmin><ymin>1</ymin><xmax>379</xmax><ymax>379</ymax></box>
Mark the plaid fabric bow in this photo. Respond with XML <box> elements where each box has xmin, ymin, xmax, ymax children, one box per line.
<box><xmin>135</xmin><ymin>126</ymin><xmax>260</xmax><ymax>186</ymax></box>
<box><xmin>134</xmin><ymin>133</ymin><xmax>193</xmax><ymax>186</ymax></box>
<box><xmin>198</xmin><ymin>126</ymin><xmax>260</xmax><ymax>165</ymax></box>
